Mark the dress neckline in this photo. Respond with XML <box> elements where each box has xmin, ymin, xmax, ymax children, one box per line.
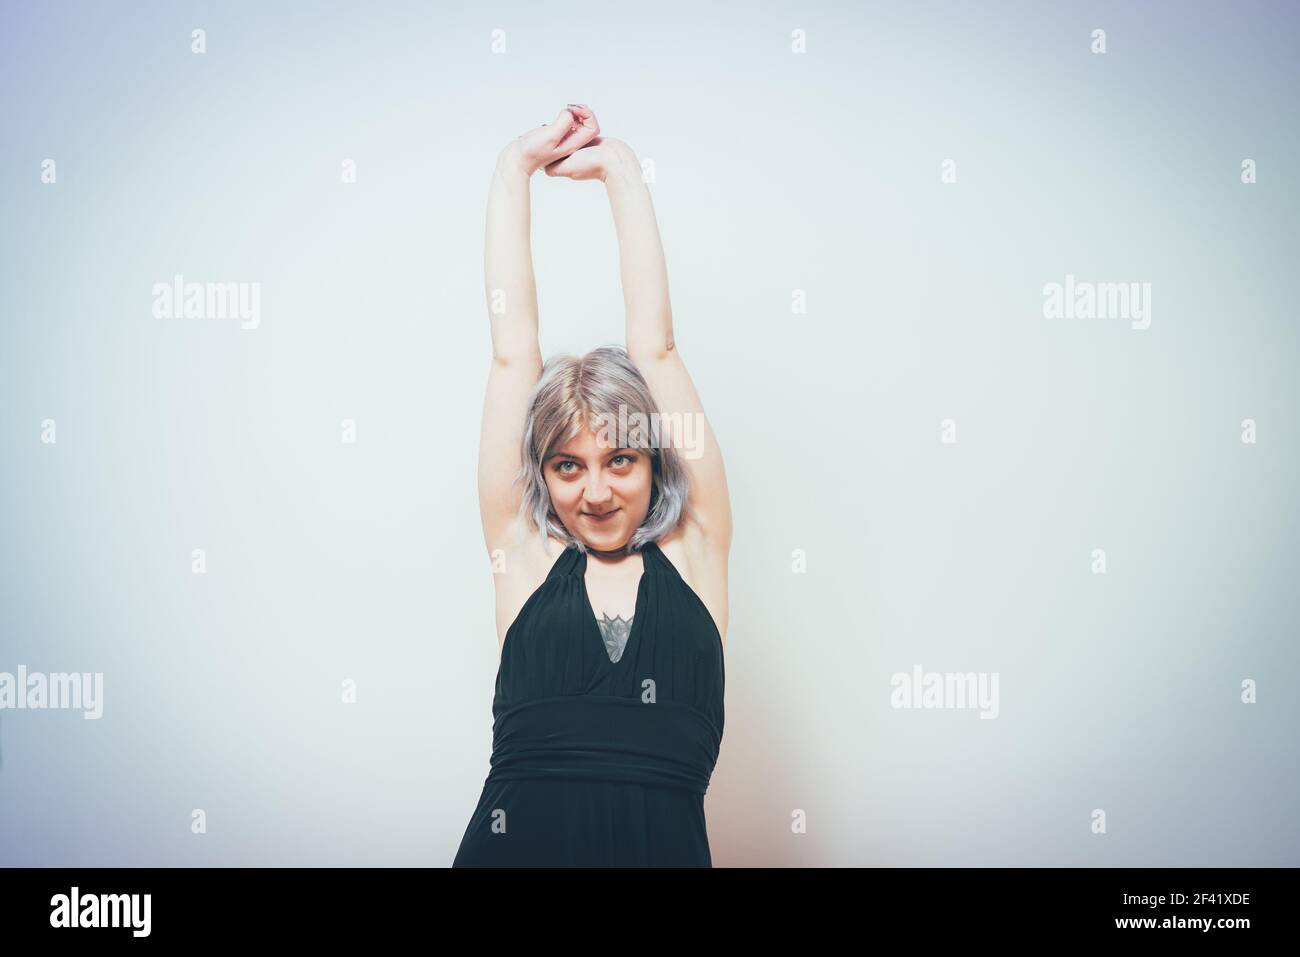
<box><xmin>578</xmin><ymin>541</ymin><xmax>656</xmax><ymax>666</ymax></box>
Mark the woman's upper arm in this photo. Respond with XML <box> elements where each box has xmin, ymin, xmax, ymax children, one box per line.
<box><xmin>478</xmin><ymin>350</ymin><xmax>543</xmax><ymax>550</ymax></box>
<box><xmin>630</xmin><ymin>348</ymin><xmax>732</xmax><ymax>554</ymax></box>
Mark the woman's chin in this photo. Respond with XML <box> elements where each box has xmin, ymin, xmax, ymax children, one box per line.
<box><xmin>578</xmin><ymin>526</ymin><xmax>628</xmax><ymax>549</ymax></box>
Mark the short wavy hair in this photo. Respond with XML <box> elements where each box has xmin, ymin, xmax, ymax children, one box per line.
<box><xmin>516</xmin><ymin>344</ymin><xmax>694</xmax><ymax>555</ymax></box>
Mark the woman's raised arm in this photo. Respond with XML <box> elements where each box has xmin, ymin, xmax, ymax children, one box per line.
<box><xmin>478</xmin><ymin>108</ymin><xmax>600</xmax><ymax>551</ymax></box>
<box><xmin>548</xmin><ymin>136</ymin><xmax>733</xmax><ymax>556</ymax></box>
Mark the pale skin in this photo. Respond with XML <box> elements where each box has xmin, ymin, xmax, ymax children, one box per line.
<box><xmin>479</xmin><ymin>104</ymin><xmax>732</xmax><ymax>653</ymax></box>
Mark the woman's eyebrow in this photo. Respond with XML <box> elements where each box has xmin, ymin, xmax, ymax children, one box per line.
<box><xmin>544</xmin><ymin>448</ymin><xmax>632</xmax><ymax>462</ymax></box>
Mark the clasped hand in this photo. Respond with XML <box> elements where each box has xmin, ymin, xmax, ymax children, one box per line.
<box><xmin>506</xmin><ymin>104</ymin><xmax>623</xmax><ymax>182</ymax></box>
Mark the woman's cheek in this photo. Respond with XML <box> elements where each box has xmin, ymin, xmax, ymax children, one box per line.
<box><xmin>552</xmin><ymin>481</ymin><xmax>580</xmax><ymax>510</ymax></box>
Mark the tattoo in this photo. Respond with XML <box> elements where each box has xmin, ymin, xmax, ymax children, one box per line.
<box><xmin>596</xmin><ymin>613</ymin><xmax>633</xmax><ymax>662</ymax></box>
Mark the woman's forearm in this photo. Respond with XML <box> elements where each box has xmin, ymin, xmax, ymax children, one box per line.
<box><xmin>603</xmin><ymin>143</ymin><xmax>675</xmax><ymax>359</ymax></box>
<box><xmin>484</xmin><ymin>145</ymin><xmax>541</xmax><ymax>362</ymax></box>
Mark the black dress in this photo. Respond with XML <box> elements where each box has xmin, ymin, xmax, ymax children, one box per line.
<box><xmin>453</xmin><ymin>538</ymin><xmax>725</xmax><ymax>867</ymax></box>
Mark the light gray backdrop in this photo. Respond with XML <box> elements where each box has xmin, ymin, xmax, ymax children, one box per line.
<box><xmin>2</xmin><ymin>0</ymin><xmax>1297</xmax><ymax>865</ymax></box>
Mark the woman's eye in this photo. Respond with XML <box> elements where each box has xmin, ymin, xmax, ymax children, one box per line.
<box><xmin>555</xmin><ymin>455</ymin><xmax>632</xmax><ymax>474</ymax></box>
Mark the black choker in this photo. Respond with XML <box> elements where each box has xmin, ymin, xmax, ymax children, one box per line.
<box><xmin>586</xmin><ymin>544</ymin><xmax>632</xmax><ymax>559</ymax></box>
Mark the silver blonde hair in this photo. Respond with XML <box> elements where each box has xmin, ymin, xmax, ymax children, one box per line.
<box><xmin>516</xmin><ymin>344</ymin><xmax>695</xmax><ymax>556</ymax></box>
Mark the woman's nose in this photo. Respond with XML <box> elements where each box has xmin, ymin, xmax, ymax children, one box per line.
<box><xmin>583</xmin><ymin>477</ymin><xmax>613</xmax><ymax>504</ymax></box>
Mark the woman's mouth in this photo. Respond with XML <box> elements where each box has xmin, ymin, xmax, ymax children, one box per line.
<box><xmin>583</xmin><ymin>509</ymin><xmax>620</xmax><ymax>523</ymax></box>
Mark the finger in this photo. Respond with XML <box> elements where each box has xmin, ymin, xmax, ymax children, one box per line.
<box><xmin>550</xmin><ymin>105</ymin><xmax>600</xmax><ymax>151</ymax></box>
<box><xmin>543</xmin><ymin>108</ymin><xmax>581</xmax><ymax>148</ymax></box>
<box><xmin>569</xmin><ymin>105</ymin><xmax>600</xmax><ymax>137</ymax></box>
<box><xmin>565</xmin><ymin>103</ymin><xmax>596</xmax><ymax>127</ymax></box>
<box><xmin>544</xmin><ymin>153</ymin><xmax>580</xmax><ymax>177</ymax></box>
<box><xmin>552</xmin><ymin>122</ymin><xmax>599</xmax><ymax>158</ymax></box>
<box><xmin>542</xmin><ymin>152</ymin><xmax>572</xmax><ymax>176</ymax></box>
<box><xmin>544</xmin><ymin>139</ymin><xmax>603</xmax><ymax>178</ymax></box>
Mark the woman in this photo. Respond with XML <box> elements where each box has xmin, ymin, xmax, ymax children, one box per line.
<box><xmin>452</xmin><ymin>105</ymin><xmax>732</xmax><ymax>867</ymax></box>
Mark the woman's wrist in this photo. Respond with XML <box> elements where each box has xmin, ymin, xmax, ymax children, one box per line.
<box><xmin>600</xmin><ymin>140</ymin><xmax>642</xmax><ymax>189</ymax></box>
<box><xmin>497</xmin><ymin>142</ymin><xmax>534</xmax><ymax>179</ymax></box>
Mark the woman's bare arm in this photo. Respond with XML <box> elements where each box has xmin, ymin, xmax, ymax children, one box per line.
<box><xmin>601</xmin><ymin>140</ymin><xmax>733</xmax><ymax>555</ymax></box>
<box><xmin>478</xmin><ymin>145</ymin><xmax>542</xmax><ymax>553</ymax></box>
<box><xmin>483</xmin><ymin>146</ymin><xmax>542</xmax><ymax>365</ymax></box>
<box><xmin>478</xmin><ymin>110</ymin><xmax>600</xmax><ymax>551</ymax></box>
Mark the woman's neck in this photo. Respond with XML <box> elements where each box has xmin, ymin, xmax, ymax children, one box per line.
<box><xmin>586</xmin><ymin>541</ymin><xmax>635</xmax><ymax>562</ymax></box>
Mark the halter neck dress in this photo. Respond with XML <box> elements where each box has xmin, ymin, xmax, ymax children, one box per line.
<box><xmin>453</xmin><ymin>538</ymin><xmax>725</xmax><ymax>867</ymax></box>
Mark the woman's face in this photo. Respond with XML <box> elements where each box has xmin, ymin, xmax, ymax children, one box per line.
<box><xmin>543</xmin><ymin>428</ymin><xmax>653</xmax><ymax>551</ymax></box>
